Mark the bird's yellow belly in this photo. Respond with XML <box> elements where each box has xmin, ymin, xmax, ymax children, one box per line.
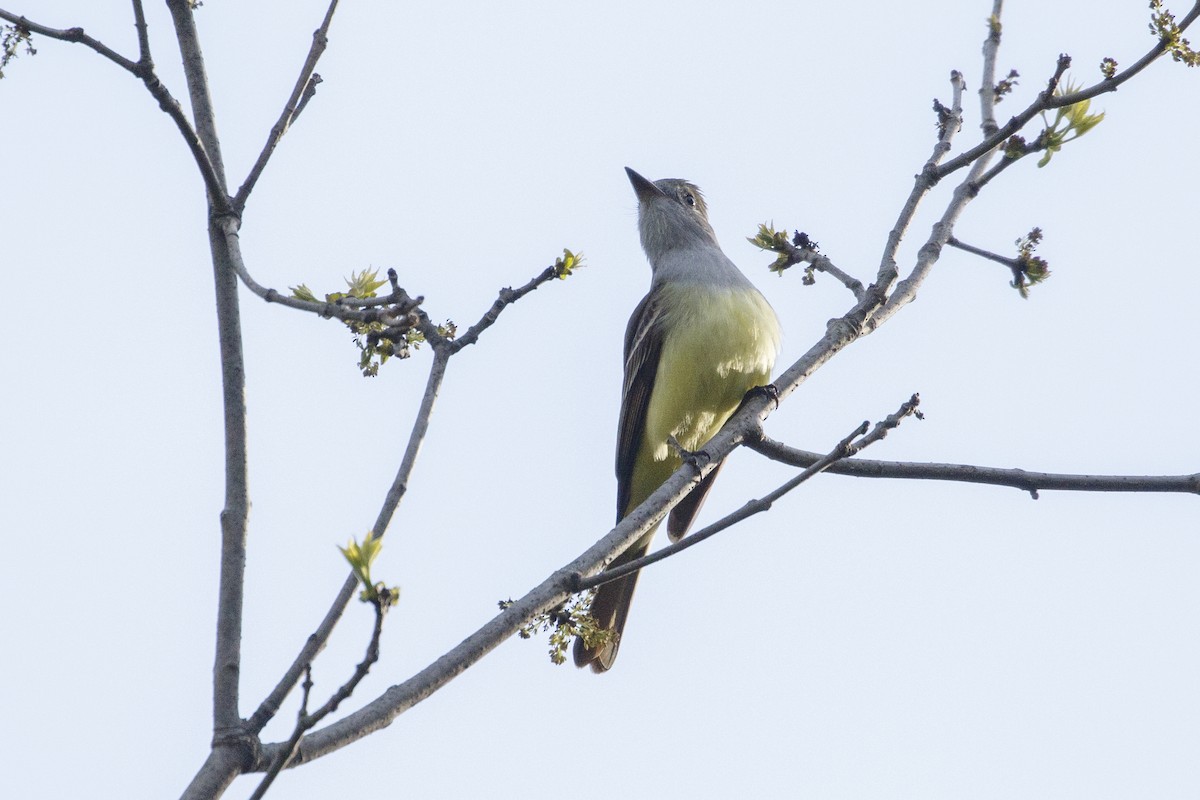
<box><xmin>626</xmin><ymin>284</ymin><xmax>779</xmax><ymax>513</ymax></box>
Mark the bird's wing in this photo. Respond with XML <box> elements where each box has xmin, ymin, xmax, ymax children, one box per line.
<box><xmin>615</xmin><ymin>289</ymin><xmax>664</xmax><ymax>521</ymax></box>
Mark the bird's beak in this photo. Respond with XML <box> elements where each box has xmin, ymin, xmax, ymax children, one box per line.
<box><xmin>625</xmin><ymin>167</ymin><xmax>664</xmax><ymax>201</ymax></box>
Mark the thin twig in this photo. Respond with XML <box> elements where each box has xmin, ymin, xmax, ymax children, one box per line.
<box><xmin>130</xmin><ymin>0</ymin><xmax>151</xmax><ymax>67</ymax></box>
<box><xmin>249</xmin><ymin>595</ymin><xmax>389</xmax><ymax>799</ymax></box>
<box><xmin>1045</xmin><ymin>5</ymin><xmax>1200</xmax><ymax>107</ymax></box>
<box><xmin>866</xmin><ymin>69</ymin><xmax>968</xmax><ymax>324</ymax></box>
<box><xmin>234</xmin><ymin>0</ymin><xmax>340</xmax><ymax>212</ymax></box>
<box><xmin>291</xmin><ymin>73</ymin><xmax>323</xmax><ymax>123</ymax></box>
<box><xmin>0</xmin><ymin>10</ymin><xmax>138</xmax><ymax>69</ymax></box>
<box><xmin>166</xmin><ymin>0</ymin><xmax>228</xmax><ymax>198</ymax></box>
<box><xmin>946</xmin><ymin>235</ymin><xmax>1019</xmax><ymax>269</ymax></box>
<box><xmin>971</xmin><ymin>147</ymin><xmax>1023</xmax><ymax>190</ymax></box>
<box><xmin>450</xmin><ymin>265</ymin><xmax>568</xmax><ymax>352</ymax></box>
<box><xmin>979</xmin><ymin>0</ymin><xmax>1005</xmax><ymax>136</ymax></box>
<box><xmin>765</xmin><ymin>237</ymin><xmax>866</xmax><ymax>300</ymax></box>
<box><xmin>218</xmin><ymin>217</ymin><xmax>423</xmax><ymax>324</ymax></box>
<box><xmin>867</xmin><ymin>70</ymin><xmax>977</xmax><ymax>332</ymax></box>
<box><xmin>807</xmin><ymin>252</ymin><xmax>866</xmax><ymax>298</ymax></box>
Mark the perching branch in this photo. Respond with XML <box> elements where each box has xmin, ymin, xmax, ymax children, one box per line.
<box><xmin>233</xmin><ymin>0</ymin><xmax>340</xmax><ymax>212</ymax></box>
<box><xmin>578</xmin><ymin>395</ymin><xmax>923</xmax><ymax>592</ymax></box>
<box><xmin>748</xmin><ymin>437</ymin><xmax>1200</xmax><ymax>499</ymax></box>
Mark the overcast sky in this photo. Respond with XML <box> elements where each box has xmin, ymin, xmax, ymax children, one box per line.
<box><xmin>3</xmin><ymin>1</ymin><xmax>1199</xmax><ymax>798</ymax></box>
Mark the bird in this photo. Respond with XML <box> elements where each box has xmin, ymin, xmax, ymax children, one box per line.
<box><xmin>573</xmin><ymin>167</ymin><xmax>782</xmax><ymax>672</ymax></box>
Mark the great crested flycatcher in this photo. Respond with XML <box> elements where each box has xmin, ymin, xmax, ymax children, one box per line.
<box><xmin>574</xmin><ymin>168</ymin><xmax>782</xmax><ymax>672</ymax></box>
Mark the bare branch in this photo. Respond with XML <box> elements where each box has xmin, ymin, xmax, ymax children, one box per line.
<box><xmin>979</xmin><ymin>0</ymin><xmax>1005</xmax><ymax>136</ymax></box>
<box><xmin>158</xmin><ymin>0</ymin><xmax>250</xmax><ymax>752</ymax></box>
<box><xmin>0</xmin><ymin>10</ymin><xmax>138</xmax><ymax>69</ymax></box>
<box><xmin>868</xmin><ymin>64</ymin><xmax>1000</xmax><ymax>330</ymax></box>
<box><xmin>0</xmin><ymin>6</ymin><xmax>229</xmax><ymax>209</ymax></box>
<box><xmin>805</xmin><ymin>250</ymin><xmax>866</xmax><ymax>298</ymax></box>
<box><xmin>233</xmin><ymin>0</ymin><xmax>340</xmax><ymax>212</ymax></box>
<box><xmin>971</xmin><ymin>144</ymin><xmax>1023</xmax><ymax>190</ymax></box>
<box><xmin>450</xmin><ymin>263</ymin><xmax>575</xmax><ymax>353</ymax></box>
<box><xmin>254</xmin><ymin>561</ymin><xmax>580</xmax><ymax>769</ymax></box>
<box><xmin>166</xmin><ymin>0</ymin><xmax>229</xmax><ymax>198</ymax></box>
<box><xmin>748</xmin><ymin>437</ymin><xmax>1200</xmax><ymax>499</ymax></box>
<box><xmin>219</xmin><ymin>217</ymin><xmax>578</xmax><ymax>352</ymax></box>
<box><xmin>130</xmin><ymin>0</ymin><xmax>150</xmax><ymax>66</ymax></box>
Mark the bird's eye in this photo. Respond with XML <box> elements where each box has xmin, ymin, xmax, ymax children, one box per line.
<box><xmin>682</xmin><ymin>192</ymin><xmax>696</xmax><ymax>207</ymax></box>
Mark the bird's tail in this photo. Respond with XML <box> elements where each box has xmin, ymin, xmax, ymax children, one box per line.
<box><xmin>572</xmin><ymin>532</ymin><xmax>653</xmax><ymax>673</ymax></box>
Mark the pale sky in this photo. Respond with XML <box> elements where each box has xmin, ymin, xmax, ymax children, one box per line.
<box><xmin>3</xmin><ymin>1</ymin><xmax>1199</xmax><ymax>798</ymax></box>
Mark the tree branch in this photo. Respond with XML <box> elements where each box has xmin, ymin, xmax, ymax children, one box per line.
<box><xmin>130</xmin><ymin>0</ymin><xmax>151</xmax><ymax>67</ymax></box>
<box><xmin>979</xmin><ymin>0</ymin><xmax>1005</xmax><ymax>136</ymax></box>
<box><xmin>747</xmin><ymin>437</ymin><xmax>1200</xmax><ymax>499</ymax></box>
<box><xmin>233</xmin><ymin>0</ymin><xmax>340</xmax><ymax>212</ymax></box>
<box><xmin>868</xmin><ymin>75</ymin><xmax>986</xmax><ymax>331</ymax></box>
<box><xmin>579</xmin><ymin>395</ymin><xmax>922</xmax><ymax>591</ymax></box>
<box><xmin>863</xmin><ymin>69</ymin><xmax>967</xmax><ymax>329</ymax></box>
<box><xmin>450</xmin><ymin>263</ymin><xmax>573</xmax><ymax>353</ymax></box>
<box><xmin>1047</xmin><ymin>1</ymin><xmax>1200</xmax><ymax>106</ymax></box>
<box><xmin>0</xmin><ymin>6</ymin><xmax>229</xmax><ymax>210</ymax></box>
<box><xmin>946</xmin><ymin>235</ymin><xmax>1018</xmax><ymax>269</ymax></box>
<box><xmin>752</xmin><ymin>230</ymin><xmax>866</xmax><ymax>299</ymax></box>
<box><xmin>935</xmin><ymin>0</ymin><xmax>1200</xmax><ymax>183</ymax></box>
<box><xmin>218</xmin><ymin>217</ymin><xmax>426</xmax><ymax>324</ymax></box>
<box><xmin>164</xmin><ymin>0</ymin><xmax>247</xmax><ymax>748</ymax></box>
<box><xmin>0</xmin><ymin>10</ymin><xmax>138</xmax><ymax>69</ymax></box>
